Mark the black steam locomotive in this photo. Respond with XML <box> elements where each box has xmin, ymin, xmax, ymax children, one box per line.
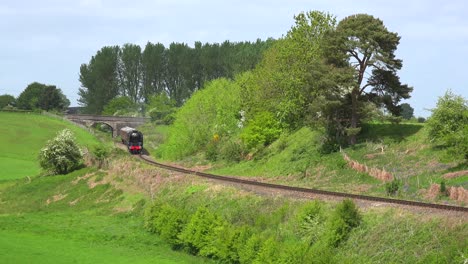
<box><xmin>120</xmin><ymin>126</ymin><xmax>143</xmax><ymax>154</ymax></box>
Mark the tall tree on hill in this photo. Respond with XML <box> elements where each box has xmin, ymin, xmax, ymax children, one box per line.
<box><xmin>326</xmin><ymin>14</ymin><xmax>413</xmax><ymax>144</ymax></box>
<box><xmin>141</xmin><ymin>42</ymin><xmax>166</xmax><ymax>103</ymax></box>
<box><xmin>119</xmin><ymin>43</ymin><xmax>142</xmax><ymax>103</ymax></box>
<box><xmin>400</xmin><ymin>103</ymin><xmax>414</xmax><ymax>120</ymax></box>
<box><xmin>78</xmin><ymin>46</ymin><xmax>120</xmax><ymax>114</ymax></box>
<box><xmin>0</xmin><ymin>94</ymin><xmax>16</xmax><ymax>108</ymax></box>
<box><xmin>17</xmin><ymin>82</ymin><xmax>69</xmax><ymax>111</ymax></box>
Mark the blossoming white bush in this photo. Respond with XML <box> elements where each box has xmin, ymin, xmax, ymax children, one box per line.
<box><xmin>39</xmin><ymin>129</ymin><xmax>83</xmax><ymax>175</ymax></box>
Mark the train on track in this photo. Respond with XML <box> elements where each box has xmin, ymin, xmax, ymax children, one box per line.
<box><xmin>120</xmin><ymin>126</ymin><xmax>143</xmax><ymax>154</ymax></box>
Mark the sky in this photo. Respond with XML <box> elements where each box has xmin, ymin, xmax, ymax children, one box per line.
<box><xmin>1</xmin><ymin>0</ymin><xmax>468</xmax><ymax>117</ymax></box>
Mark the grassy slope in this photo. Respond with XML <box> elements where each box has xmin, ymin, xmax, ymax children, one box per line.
<box><xmin>0</xmin><ymin>112</ymin><xmax>101</xmax><ymax>180</ymax></box>
<box><xmin>0</xmin><ymin>112</ymin><xmax>209</xmax><ymax>264</ymax></box>
<box><xmin>0</xmin><ymin>167</ymin><xmax>210</xmax><ymax>264</ymax></box>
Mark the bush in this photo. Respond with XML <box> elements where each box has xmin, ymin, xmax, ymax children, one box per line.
<box><xmin>296</xmin><ymin>201</ymin><xmax>326</xmax><ymax>245</ymax></box>
<box><xmin>240</xmin><ymin>111</ymin><xmax>282</xmax><ymax>150</ymax></box>
<box><xmin>385</xmin><ymin>179</ymin><xmax>401</xmax><ymax>196</ymax></box>
<box><xmin>427</xmin><ymin>91</ymin><xmax>468</xmax><ymax>159</ymax></box>
<box><xmin>144</xmin><ymin>202</ymin><xmax>188</xmax><ymax>249</ymax></box>
<box><xmin>179</xmin><ymin>206</ymin><xmax>224</xmax><ymax>255</ymax></box>
<box><xmin>219</xmin><ymin>139</ymin><xmax>246</xmax><ymax>162</ymax></box>
<box><xmin>325</xmin><ymin>199</ymin><xmax>361</xmax><ymax>247</ymax></box>
<box><xmin>39</xmin><ymin>129</ymin><xmax>83</xmax><ymax>175</ymax></box>
<box><xmin>92</xmin><ymin>145</ymin><xmax>109</xmax><ymax>169</ymax></box>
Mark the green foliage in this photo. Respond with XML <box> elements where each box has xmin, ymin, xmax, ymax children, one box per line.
<box><xmin>79</xmin><ymin>40</ymin><xmax>273</xmax><ymax>114</ymax></box>
<box><xmin>158</xmin><ymin>78</ymin><xmax>242</xmax><ymax>159</ymax></box>
<box><xmin>240</xmin><ymin>111</ymin><xmax>282</xmax><ymax>150</ymax></box>
<box><xmin>427</xmin><ymin>90</ymin><xmax>468</xmax><ymax>159</ymax></box>
<box><xmin>386</xmin><ymin>115</ymin><xmax>403</xmax><ymax>124</ymax></box>
<box><xmin>400</xmin><ymin>103</ymin><xmax>414</xmax><ymax>119</ymax></box>
<box><xmin>326</xmin><ymin>13</ymin><xmax>412</xmax><ymax>144</ymax></box>
<box><xmin>79</xmin><ymin>46</ymin><xmax>120</xmax><ymax>114</ymax></box>
<box><xmin>102</xmin><ymin>96</ymin><xmax>139</xmax><ymax>116</ymax></box>
<box><xmin>440</xmin><ymin>179</ymin><xmax>447</xmax><ymax>196</ymax></box>
<box><xmin>91</xmin><ymin>145</ymin><xmax>109</xmax><ymax>169</ymax></box>
<box><xmin>296</xmin><ymin>201</ymin><xmax>326</xmax><ymax>245</ymax></box>
<box><xmin>243</xmin><ymin>11</ymin><xmax>339</xmax><ymax>129</ymax></box>
<box><xmin>39</xmin><ymin>129</ymin><xmax>83</xmax><ymax>175</ymax></box>
<box><xmin>17</xmin><ymin>82</ymin><xmax>70</xmax><ymax>111</ymax></box>
<box><xmin>145</xmin><ymin>202</ymin><xmax>188</xmax><ymax>249</ymax></box>
<box><xmin>0</xmin><ymin>94</ymin><xmax>16</xmax><ymax>108</ymax></box>
<box><xmin>178</xmin><ymin>206</ymin><xmax>224</xmax><ymax>255</ymax></box>
<box><xmin>325</xmin><ymin>199</ymin><xmax>361</xmax><ymax>247</ymax></box>
<box><xmin>146</xmin><ymin>93</ymin><xmax>176</xmax><ymax>122</ymax></box>
<box><xmin>219</xmin><ymin>139</ymin><xmax>246</xmax><ymax>162</ymax></box>
<box><xmin>385</xmin><ymin>179</ymin><xmax>401</xmax><ymax>196</ymax></box>
<box><xmin>417</xmin><ymin>117</ymin><xmax>426</xmax><ymax>123</ymax></box>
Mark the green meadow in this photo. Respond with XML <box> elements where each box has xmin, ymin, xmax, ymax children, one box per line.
<box><xmin>0</xmin><ymin>112</ymin><xmax>209</xmax><ymax>264</ymax></box>
<box><xmin>0</xmin><ymin>112</ymin><xmax>100</xmax><ymax>180</ymax></box>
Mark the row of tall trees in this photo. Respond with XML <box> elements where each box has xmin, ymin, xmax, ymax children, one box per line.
<box><xmin>78</xmin><ymin>39</ymin><xmax>275</xmax><ymax>114</ymax></box>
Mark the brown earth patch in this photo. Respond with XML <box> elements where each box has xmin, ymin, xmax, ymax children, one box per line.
<box><xmin>448</xmin><ymin>186</ymin><xmax>468</xmax><ymax>203</ymax></box>
<box><xmin>46</xmin><ymin>193</ymin><xmax>68</xmax><ymax>205</ymax></box>
<box><xmin>443</xmin><ymin>170</ymin><xmax>468</xmax><ymax>179</ymax></box>
<box><xmin>425</xmin><ymin>184</ymin><xmax>440</xmax><ymax>200</ymax></box>
<box><xmin>69</xmin><ymin>197</ymin><xmax>80</xmax><ymax>206</ymax></box>
<box><xmin>72</xmin><ymin>172</ymin><xmax>95</xmax><ymax>185</ymax></box>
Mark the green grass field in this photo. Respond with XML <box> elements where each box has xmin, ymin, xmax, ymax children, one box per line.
<box><xmin>0</xmin><ymin>112</ymin><xmax>101</xmax><ymax>180</ymax></box>
<box><xmin>0</xmin><ymin>112</ymin><xmax>209</xmax><ymax>263</ymax></box>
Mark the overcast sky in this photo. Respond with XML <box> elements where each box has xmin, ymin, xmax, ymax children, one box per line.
<box><xmin>1</xmin><ymin>0</ymin><xmax>467</xmax><ymax>117</ymax></box>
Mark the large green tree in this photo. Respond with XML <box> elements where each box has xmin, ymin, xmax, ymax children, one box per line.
<box><xmin>327</xmin><ymin>14</ymin><xmax>413</xmax><ymax>144</ymax></box>
<box><xmin>119</xmin><ymin>43</ymin><xmax>142</xmax><ymax>103</ymax></box>
<box><xmin>400</xmin><ymin>103</ymin><xmax>414</xmax><ymax>120</ymax></box>
<box><xmin>141</xmin><ymin>42</ymin><xmax>166</xmax><ymax>103</ymax></box>
<box><xmin>17</xmin><ymin>82</ymin><xmax>70</xmax><ymax>111</ymax></box>
<box><xmin>243</xmin><ymin>11</ymin><xmax>341</xmax><ymax>129</ymax></box>
<box><xmin>78</xmin><ymin>46</ymin><xmax>120</xmax><ymax>114</ymax></box>
<box><xmin>0</xmin><ymin>94</ymin><xmax>16</xmax><ymax>108</ymax></box>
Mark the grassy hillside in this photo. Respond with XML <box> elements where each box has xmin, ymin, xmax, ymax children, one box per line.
<box><xmin>209</xmin><ymin>123</ymin><xmax>467</xmax><ymax>202</ymax></box>
<box><xmin>0</xmin><ymin>161</ymin><xmax>211</xmax><ymax>263</ymax></box>
<box><xmin>0</xmin><ymin>112</ymin><xmax>102</xmax><ymax>180</ymax></box>
<box><xmin>142</xmin><ymin>121</ymin><xmax>467</xmax><ymax>204</ymax></box>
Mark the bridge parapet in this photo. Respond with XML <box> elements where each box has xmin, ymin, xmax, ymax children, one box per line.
<box><xmin>65</xmin><ymin>114</ymin><xmax>150</xmax><ymax>137</ymax></box>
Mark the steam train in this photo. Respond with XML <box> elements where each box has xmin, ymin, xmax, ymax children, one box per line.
<box><xmin>120</xmin><ymin>126</ymin><xmax>144</xmax><ymax>154</ymax></box>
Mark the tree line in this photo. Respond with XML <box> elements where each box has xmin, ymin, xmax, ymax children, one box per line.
<box><xmin>78</xmin><ymin>39</ymin><xmax>275</xmax><ymax>114</ymax></box>
<box><xmin>0</xmin><ymin>82</ymin><xmax>70</xmax><ymax>112</ymax></box>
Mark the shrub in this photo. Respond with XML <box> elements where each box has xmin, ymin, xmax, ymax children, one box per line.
<box><xmin>92</xmin><ymin>145</ymin><xmax>109</xmax><ymax>169</ymax></box>
<box><xmin>39</xmin><ymin>129</ymin><xmax>83</xmax><ymax>175</ymax></box>
<box><xmin>219</xmin><ymin>139</ymin><xmax>246</xmax><ymax>162</ymax></box>
<box><xmin>325</xmin><ymin>199</ymin><xmax>361</xmax><ymax>247</ymax></box>
<box><xmin>179</xmin><ymin>206</ymin><xmax>224</xmax><ymax>255</ymax></box>
<box><xmin>427</xmin><ymin>91</ymin><xmax>468</xmax><ymax>159</ymax></box>
<box><xmin>144</xmin><ymin>202</ymin><xmax>188</xmax><ymax>249</ymax></box>
<box><xmin>385</xmin><ymin>179</ymin><xmax>401</xmax><ymax>196</ymax></box>
<box><xmin>296</xmin><ymin>201</ymin><xmax>326</xmax><ymax>245</ymax></box>
<box><xmin>440</xmin><ymin>179</ymin><xmax>447</xmax><ymax>196</ymax></box>
<box><xmin>240</xmin><ymin>111</ymin><xmax>282</xmax><ymax>150</ymax></box>
<box><xmin>417</xmin><ymin>117</ymin><xmax>426</xmax><ymax>123</ymax></box>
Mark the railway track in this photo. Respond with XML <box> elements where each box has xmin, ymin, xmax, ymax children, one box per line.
<box><xmin>138</xmin><ymin>154</ymin><xmax>468</xmax><ymax>213</ymax></box>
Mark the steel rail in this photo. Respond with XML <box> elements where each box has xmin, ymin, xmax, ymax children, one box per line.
<box><xmin>138</xmin><ymin>154</ymin><xmax>468</xmax><ymax>213</ymax></box>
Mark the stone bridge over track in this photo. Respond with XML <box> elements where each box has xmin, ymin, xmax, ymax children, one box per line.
<box><xmin>65</xmin><ymin>114</ymin><xmax>150</xmax><ymax>137</ymax></box>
